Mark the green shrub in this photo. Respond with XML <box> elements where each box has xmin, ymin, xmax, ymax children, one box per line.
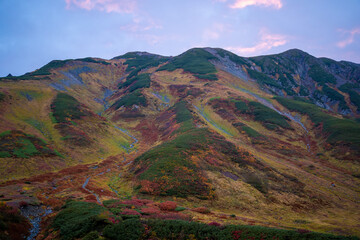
<box><xmin>157</xmin><ymin>48</ymin><xmax>217</xmax><ymax>76</ymax></box>
<box><xmin>143</xmin><ymin>219</ymin><xmax>358</xmax><ymax>240</ymax></box>
<box><xmin>26</xmin><ymin>60</ymin><xmax>71</xmax><ymax>77</ymax></box>
<box><xmin>243</xmin><ymin>172</ymin><xmax>268</xmax><ymax>193</ymax></box>
<box><xmin>52</xmin><ymin>201</ymin><xmax>108</xmax><ymax>240</ymax></box>
<box><xmin>299</xmin><ymin>86</ymin><xmax>309</xmax><ymax>96</ymax></box>
<box><xmin>118</xmin><ymin>73</ymin><xmax>151</xmax><ymax>92</ymax></box>
<box><xmin>247</xmin><ymin>69</ymin><xmax>281</xmax><ymax>88</ymax></box>
<box><xmin>231</xmin><ymin>100</ymin><xmax>249</xmax><ymax>112</ymax></box>
<box><xmin>320</xmin><ymin>85</ymin><xmax>347</xmax><ymax>109</ymax></box>
<box><xmin>241</xmin><ymin>126</ymin><xmax>262</xmax><ymax>138</ymax></box>
<box><xmin>173</xmin><ymin>101</ymin><xmax>192</xmax><ymax>123</ymax></box>
<box><xmin>103</xmin><ymin>218</ymin><xmax>144</xmax><ymax>240</ymax></box>
<box><xmin>51</xmin><ymin>93</ymin><xmax>86</xmax><ymax>123</ymax></box>
<box><xmin>0</xmin><ymin>130</ymin><xmax>57</xmax><ymax>158</ymax></box>
<box><xmin>308</xmin><ymin>64</ymin><xmax>337</xmax><ymax>85</ymax></box>
<box><xmin>175</xmin><ymin>206</ymin><xmax>187</xmax><ymax>212</ymax></box>
<box><xmin>0</xmin><ymin>92</ymin><xmax>5</xmax><ymax>102</ymax></box>
<box><xmin>82</xmin><ymin>231</ymin><xmax>100</xmax><ymax>240</ymax></box>
<box><xmin>215</xmin><ymin>48</ymin><xmax>250</xmax><ymax>66</ymax></box>
<box><xmin>114</xmin><ymin>52</ymin><xmax>169</xmax><ymax>81</ymax></box>
<box><xmin>348</xmin><ymin>90</ymin><xmax>360</xmax><ymax>109</ymax></box>
<box><xmin>194</xmin><ymin>74</ymin><xmax>218</xmax><ymax>81</ymax></box>
<box><xmin>134</xmin><ymin>101</ymin><xmax>239</xmax><ymax>197</ymax></box>
<box><xmin>248</xmin><ymin>101</ymin><xmax>292</xmax><ymax>130</ymax></box>
<box><xmin>339</xmin><ymin>83</ymin><xmax>360</xmax><ymax>109</ymax></box>
<box><xmin>48</xmin><ymin>201</ymin><xmax>360</xmax><ymax>240</ymax></box>
<box><xmin>77</xmin><ymin>57</ymin><xmax>110</xmax><ymax>65</ymax></box>
<box><xmin>275</xmin><ymin>97</ymin><xmax>360</xmax><ymax>147</ymax></box>
<box><xmin>111</xmin><ymin>90</ymin><xmax>147</xmax><ymax>109</ymax></box>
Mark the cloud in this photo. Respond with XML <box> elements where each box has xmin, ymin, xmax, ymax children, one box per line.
<box><xmin>229</xmin><ymin>0</ymin><xmax>283</xmax><ymax>9</ymax></box>
<box><xmin>65</xmin><ymin>0</ymin><xmax>137</xmax><ymax>13</ymax></box>
<box><xmin>202</xmin><ymin>23</ymin><xmax>230</xmax><ymax>41</ymax></box>
<box><xmin>337</xmin><ymin>28</ymin><xmax>360</xmax><ymax>48</ymax></box>
<box><xmin>226</xmin><ymin>29</ymin><xmax>287</xmax><ymax>55</ymax></box>
<box><xmin>121</xmin><ymin>16</ymin><xmax>162</xmax><ymax>32</ymax></box>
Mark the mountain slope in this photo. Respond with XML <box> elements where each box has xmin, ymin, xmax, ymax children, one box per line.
<box><xmin>0</xmin><ymin>48</ymin><xmax>359</xmax><ymax>238</ymax></box>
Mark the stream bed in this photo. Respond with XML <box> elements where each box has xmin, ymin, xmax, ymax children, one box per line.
<box><xmin>21</xmin><ymin>205</ymin><xmax>52</xmax><ymax>240</ymax></box>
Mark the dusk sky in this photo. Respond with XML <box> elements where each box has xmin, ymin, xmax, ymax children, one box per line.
<box><xmin>0</xmin><ymin>0</ymin><xmax>359</xmax><ymax>77</ymax></box>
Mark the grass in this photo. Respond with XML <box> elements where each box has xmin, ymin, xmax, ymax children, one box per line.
<box><xmin>111</xmin><ymin>89</ymin><xmax>147</xmax><ymax>109</ymax></box>
<box><xmin>308</xmin><ymin>64</ymin><xmax>337</xmax><ymax>85</ymax></box>
<box><xmin>0</xmin><ymin>92</ymin><xmax>5</xmax><ymax>101</ymax></box>
<box><xmin>275</xmin><ymin>97</ymin><xmax>360</xmax><ymax>147</ymax></box>
<box><xmin>0</xmin><ymin>130</ymin><xmax>58</xmax><ymax>158</ymax></box>
<box><xmin>51</xmin><ymin>93</ymin><xmax>86</xmax><ymax>123</ymax></box>
<box><xmin>118</xmin><ymin>73</ymin><xmax>151</xmax><ymax>92</ymax></box>
<box><xmin>157</xmin><ymin>48</ymin><xmax>218</xmax><ymax>80</ymax></box>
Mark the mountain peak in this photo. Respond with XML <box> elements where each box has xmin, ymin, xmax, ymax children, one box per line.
<box><xmin>112</xmin><ymin>51</ymin><xmax>166</xmax><ymax>60</ymax></box>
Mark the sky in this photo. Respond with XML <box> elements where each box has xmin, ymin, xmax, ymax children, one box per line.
<box><xmin>0</xmin><ymin>0</ymin><xmax>359</xmax><ymax>76</ymax></box>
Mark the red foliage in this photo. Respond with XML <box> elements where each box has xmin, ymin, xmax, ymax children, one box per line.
<box><xmin>0</xmin><ymin>203</ymin><xmax>30</xmax><ymax>240</ymax></box>
<box><xmin>141</xmin><ymin>207</ymin><xmax>160</xmax><ymax>215</ymax></box>
<box><xmin>297</xmin><ymin>229</ymin><xmax>311</xmax><ymax>234</ymax></box>
<box><xmin>159</xmin><ymin>201</ymin><xmax>177</xmax><ymax>211</ymax></box>
<box><xmin>18</xmin><ymin>201</ymin><xmax>28</xmax><ymax>208</ymax></box>
<box><xmin>208</xmin><ymin>221</ymin><xmax>221</xmax><ymax>227</ymax></box>
<box><xmin>144</xmin><ymin>212</ymin><xmax>192</xmax><ymax>221</ymax></box>
<box><xmin>191</xmin><ymin>207</ymin><xmax>211</xmax><ymax>214</ymax></box>
<box><xmin>232</xmin><ymin>230</ymin><xmax>243</xmax><ymax>240</ymax></box>
<box><xmin>120</xmin><ymin>209</ymin><xmax>141</xmax><ymax>216</ymax></box>
<box><xmin>108</xmin><ymin>217</ymin><xmax>120</xmax><ymax>224</ymax></box>
<box><xmin>122</xmin><ymin>199</ymin><xmax>152</xmax><ymax>207</ymax></box>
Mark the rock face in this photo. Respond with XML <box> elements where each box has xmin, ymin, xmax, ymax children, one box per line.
<box><xmin>245</xmin><ymin>49</ymin><xmax>360</xmax><ymax>115</ymax></box>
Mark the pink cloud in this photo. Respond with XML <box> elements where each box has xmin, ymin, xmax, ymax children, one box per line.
<box><xmin>229</xmin><ymin>0</ymin><xmax>283</xmax><ymax>9</ymax></box>
<box><xmin>226</xmin><ymin>29</ymin><xmax>288</xmax><ymax>55</ymax></box>
<box><xmin>65</xmin><ymin>0</ymin><xmax>136</xmax><ymax>13</ymax></box>
<box><xmin>337</xmin><ymin>28</ymin><xmax>360</xmax><ymax>48</ymax></box>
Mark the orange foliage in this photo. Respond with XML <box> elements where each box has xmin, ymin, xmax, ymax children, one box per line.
<box><xmin>192</xmin><ymin>207</ymin><xmax>211</xmax><ymax>214</ymax></box>
<box><xmin>159</xmin><ymin>201</ymin><xmax>177</xmax><ymax>211</ymax></box>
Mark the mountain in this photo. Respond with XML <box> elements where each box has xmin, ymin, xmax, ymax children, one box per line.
<box><xmin>0</xmin><ymin>48</ymin><xmax>360</xmax><ymax>239</ymax></box>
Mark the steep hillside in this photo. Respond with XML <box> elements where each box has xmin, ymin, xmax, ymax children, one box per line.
<box><xmin>0</xmin><ymin>48</ymin><xmax>359</xmax><ymax>239</ymax></box>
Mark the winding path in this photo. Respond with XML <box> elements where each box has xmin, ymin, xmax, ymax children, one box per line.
<box><xmin>113</xmin><ymin>126</ymin><xmax>139</xmax><ymax>152</ymax></box>
<box><xmin>82</xmin><ymin>176</ymin><xmax>102</xmax><ymax>204</ymax></box>
<box><xmin>194</xmin><ymin>105</ymin><xmax>233</xmax><ymax>136</ymax></box>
